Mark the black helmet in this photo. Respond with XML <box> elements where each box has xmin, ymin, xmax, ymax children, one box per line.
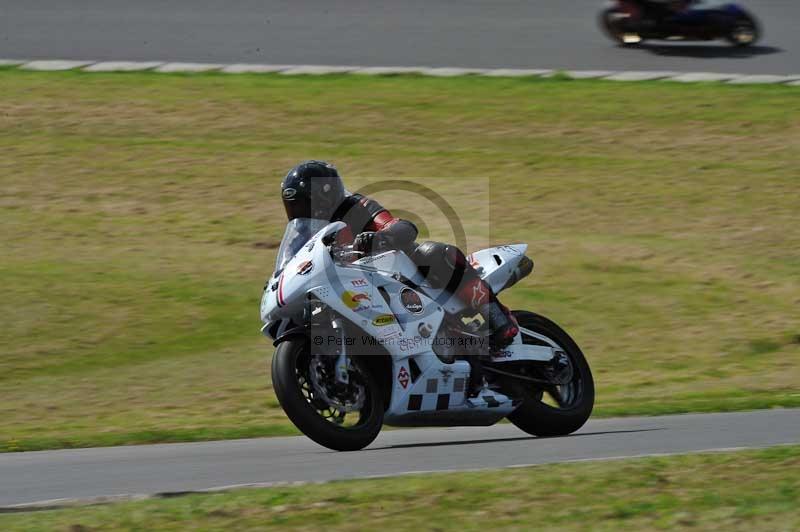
<box><xmin>281</xmin><ymin>160</ymin><xmax>346</xmax><ymax>220</ymax></box>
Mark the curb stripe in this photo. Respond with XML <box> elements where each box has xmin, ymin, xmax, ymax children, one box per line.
<box><xmin>2</xmin><ymin>59</ymin><xmax>799</xmax><ymax>85</ymax></box>
<box><xmin>19</xmin><ymin>60</ymin><xmax>95</xmax><ymax>71</ymax></box>
<box><xmin>84</xmin><ymin>61</ymin><xmax>164</xmax><ymax>72</ymax></box>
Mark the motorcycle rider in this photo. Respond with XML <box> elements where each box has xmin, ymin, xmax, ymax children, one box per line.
<box><xmin>280</xmin><ymin>160</ymin><xmax>520</xmax><ymax>354</ymax></box>
<box><xmin>627</xmin><ymin>0</ymin><xmax>693</xmax><ymax>28</ymax></box>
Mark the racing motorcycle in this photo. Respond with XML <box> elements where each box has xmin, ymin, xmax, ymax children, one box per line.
<box><xmin>261</xmin><ymin>219</ymin><xmax>594</xmax><ymax>451</ymax></box>
<box><xmin>600</xmin><ymin>1</ymin><xmax>761</xmax><ymax>47</ymax></box>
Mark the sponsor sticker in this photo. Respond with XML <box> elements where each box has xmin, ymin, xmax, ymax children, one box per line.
<box><xmin>351</xmin><ymin>278</ymin><xmax>368</xmax><ymax>288</ymax></box>
<box><xmin>382</xmin><ymin>329</ymin><xmax>402</xmax><ymax>340</ymax></box>
<box><xmin>400</xmin><ymin>288</ymin><xmax>424</xmax><ymax>314</ymax></box>
<box><xmin>372</xmin><ymin>314</ymin><xmax>396</xmax><ymax>327</ymax></box>
<box><xmin>397</xmin><ymin>366</ymin><xmax>410</xmax><ymax>389</ymax></box>
<box><xmin>304</xmin><ymin>235</ymin><xmax>318</xmax><ymax>252</ymax></box>
<box><xmin>498</xmin><ymin>245</ymin><xmax>522</xmax><ymax>255</ymax></box>
<box><xmin>399</xmin><ymin>335</ymin><xmax>424</xmax><ymax>352</ymax></box>
<box><xmin>341</xmin><ymin>290</ymin><xmax>371</xmax><ymax>312</ymax></box>
<box><xmin>296</xmin><ymin>260</ymin><xmax>314</xmax><ymax>276</ymax></box>
<box><xmin>282</xmin><ymin>187</ymin><xmax>297</xmax><ymax>200</ymax></box>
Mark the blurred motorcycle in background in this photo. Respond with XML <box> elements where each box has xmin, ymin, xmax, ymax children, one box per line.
<box><xmin>600</xmin><ymin>0</ymin><xmax>761</xmax><ymax>47</ymax></box>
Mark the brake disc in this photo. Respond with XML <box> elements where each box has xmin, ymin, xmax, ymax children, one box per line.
<box><xmin>308</xmin><ymin>357</ymin><xmax>366</xmax><ymax>413</ymax></box>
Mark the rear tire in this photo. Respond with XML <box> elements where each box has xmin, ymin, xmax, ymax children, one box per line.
<box><xmin>726</xmin><ymin>13</ymin><xmax>760</xmax><ymax>47</ymax></box>
<box><xmin>271</xmin><ymin>338</ymin><xmax>383</xmax><ymax>451</ymax></box>
<box><xmin>507</xmin><ymin>311</ymin><xmax>594</xmax><ymax>437</ymax></box>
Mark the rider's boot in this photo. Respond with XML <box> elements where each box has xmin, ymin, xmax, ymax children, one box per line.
<box><xmin>457</xmin><ymin>277</ymin><xmax>519</xmax><ymax>357</ymax></box>
<box><xmin>480</xmin><ymin>297</ymin><xmax>520</xmax><ymax>354</ymax></box>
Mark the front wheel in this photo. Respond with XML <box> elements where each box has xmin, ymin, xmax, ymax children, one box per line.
<box><xmin>506</xmin><ymin>311</ymin><xmax>594</xmax><ymax>437</ymax></box>
<box><xmin>599</xmin><ymin>8</ymin><xmax>642</xmax><ymax>46</ymax></box>
<box><xmin>271</xmin><ymin>338</ymin><xmax>383</xmax><ymax>451</ymax></box>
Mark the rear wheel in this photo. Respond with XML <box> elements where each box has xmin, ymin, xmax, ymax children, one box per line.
<box><xmin>726</xmin><ymin>13</ymin><xmax>760</xmax><ymax>47</ymax></box>
<box><xmin>506</xmin><ymin>311</ymin><xmax>594</xmax><ymax>437</ymax></box>
<box><xmin>271</xmin><ymin>338</ymin><xmax>383</xmax><ymax>451</ymax></box>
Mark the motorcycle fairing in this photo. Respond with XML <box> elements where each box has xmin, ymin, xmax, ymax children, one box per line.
<box><xmin>297</xmin><ymin>259</ymin><xmax>519</xmax><ymax>422</ymax></box>
<box><xmin>384</xmin><ymin>355</ymin><xmax>514</xmax><ymax>426</ymax></box>
<box><xmin>261</xmin><ymin>221</ymin><xmax>348</xmax><ymax>323</ymax></box>
<box><xmin>261</xmin><ymin>317</ymin><xmax>305</xmax><ymax>345</ymax></box>
<box><xmin>467</xmin><ymin>244</ymin><xmax>529</xmax><ymax>294</ymax></box>
<box><xmin>722</xmin><ymin>4</ymin><xmax>748</xmax><ymax>16</ymax></box>
<box><xmin>352</xmin><ymin>250</ymin><xmax>424</xmax><ymax>284</ymax></box>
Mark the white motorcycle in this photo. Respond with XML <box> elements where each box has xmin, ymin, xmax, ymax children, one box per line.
<box><xmin>261</xmin><ymin>219</ymin><xmax>594</xmax><ymax>451</ymax></box>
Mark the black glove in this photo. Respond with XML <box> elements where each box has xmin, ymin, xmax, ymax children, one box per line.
<box><xmin>353</xmin><ymin>231</ymin><xmax>387</xmax><ymax>253</ymax></box>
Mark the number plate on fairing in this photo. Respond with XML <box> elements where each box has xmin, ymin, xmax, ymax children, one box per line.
<box><xmin>491</xmin><ymin>343</ymin><xmax>556</xmax><ymax>363</ymax></box>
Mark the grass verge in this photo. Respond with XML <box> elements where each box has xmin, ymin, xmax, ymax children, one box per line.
<box><xmin>2</xmin><ymin>445</ymin><xmax>799</xmax><ymax>530</ymax></box>
<box><xmin>1</xmin><ymin>69</ymin><xmax>798</xmax><ymax>451</ymax></box>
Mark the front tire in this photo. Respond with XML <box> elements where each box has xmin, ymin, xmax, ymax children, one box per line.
<box><xmin>507</xmin><ymin>311</ymin><xmax>594</xmax><ymax>437</ymax></box>
<box><xmin>271</xmin><ymin>338</ymin><xmax>383</xmax><ymax>451</ymax></box>
<box><xmin>600</xmin><ymin>8</ymin><xmax>642</xmax><ymax>46</ymax></box>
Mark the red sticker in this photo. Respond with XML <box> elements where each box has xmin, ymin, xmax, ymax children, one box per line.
<box><xmin>397</xmin><ymin>366</ymin><xmax>410</xmax><ymax>389</ymax></box>
<box><xmin>296</xmin><ymin>260</ymin><xmax>314</xmax><ymax>275</ymax></box>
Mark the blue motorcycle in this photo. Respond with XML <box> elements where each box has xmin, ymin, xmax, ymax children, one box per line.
<box><xmin>601</xmin><ymin>1</ymin><xmax>761</xmax><ymax>47</ymax></box>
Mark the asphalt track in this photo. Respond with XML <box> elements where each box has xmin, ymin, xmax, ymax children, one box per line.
<box><xmin>1</xmin><ymin>409</ymin><xmax>798</xmax><ymax>508</ymax></box>
<box><xmin>1</xmin><ymin>1</ymin><xmax>798</xmax><ymax>74</ymax></box>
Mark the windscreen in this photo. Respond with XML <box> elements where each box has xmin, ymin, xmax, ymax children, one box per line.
<box><xmin>274</xmin><ymin>218</ymin><xmax>329</xmax><ymax>272</ymax></box>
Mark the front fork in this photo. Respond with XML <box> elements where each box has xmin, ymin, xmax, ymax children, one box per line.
<box><xmin>332</xmin><ymin>317</ymin><xmax>350</xmax><ymax>385</ymax></box>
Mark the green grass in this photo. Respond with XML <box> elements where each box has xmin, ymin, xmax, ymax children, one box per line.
<box><xmin>1</xmin><ymin>69</ymin><xmax>799</xmax><ymax>452</ymax></box>
<box><xmin>2</xmin><ymin>446</ymin><xmax>799</xmax><ymax>530</ymax></box>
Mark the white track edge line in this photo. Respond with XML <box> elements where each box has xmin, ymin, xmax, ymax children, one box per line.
<box><xmin>2</xmin><ymin>59</ymin><xmax>799</xmax><ymax>85</ymax></box>
<box><xmin>1</xmin><ymin>442</ymin><xmax>795</xmax><ymax>513</ymax></box>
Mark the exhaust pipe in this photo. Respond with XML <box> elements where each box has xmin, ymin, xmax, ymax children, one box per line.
<box><xmin>503</xmin><ymin>255</ymin><xmax>534</xmax><ymax>290</ymax></box>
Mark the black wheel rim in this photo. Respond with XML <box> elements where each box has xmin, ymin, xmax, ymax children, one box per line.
<box><xmin>520</xmin><ymin>329</ymin><xmax>584</xmax><ymax>411</ymax></box>
<box><xmin>295</xmin><ymin>351</ymin><xmax>374</xmax><ymax>429</ymax></box>
<box><xmin>731</xmin><ymin>22</ymin><xmax>756</xmax><ymax>44</ymax></box>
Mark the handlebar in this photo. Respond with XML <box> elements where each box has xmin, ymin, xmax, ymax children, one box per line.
<box><xmin>331</xmin><ymin>243</ymin><xmax>365</xmax><ymax>263</ymax></box>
